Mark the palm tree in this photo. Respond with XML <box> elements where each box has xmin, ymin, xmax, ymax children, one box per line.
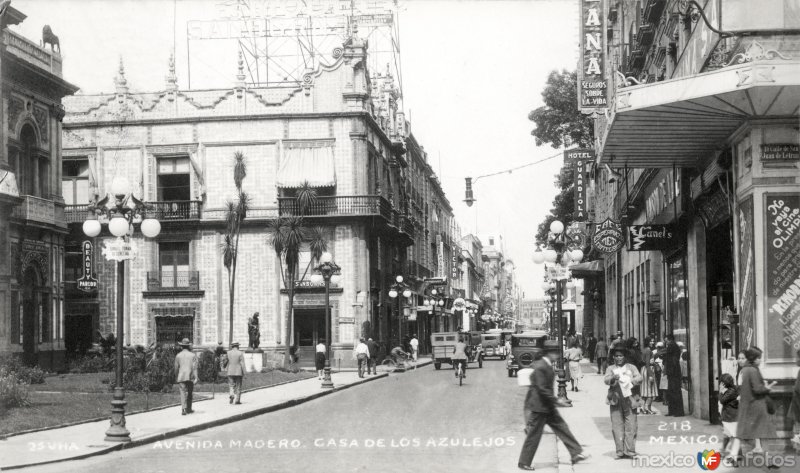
<box><xmin>269</xmin><ymin>182</ymin><xmax>327</xmax><ymax>369</ymax></box>
<box><xmin>221</xmin><ymin>151</ymin><xmax>250</xmax><ymax>346</ymax></box>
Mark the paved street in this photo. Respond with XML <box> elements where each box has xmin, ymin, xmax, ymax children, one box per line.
<box><xmin>19</xmin><ymin>360</ymin><xmax>558</xmax><ymax>473</ymax></box>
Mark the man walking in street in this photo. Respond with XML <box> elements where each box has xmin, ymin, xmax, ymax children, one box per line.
<box><xmin>517</xmin><ymin>340</ymin><xmax>589</xmax><ymax>470</ymax></box>
<box><xmin>226</xmin><ymin>341</ymin><xmax>245</xmax><ymax>404</ymax></box>
<box><xmin>595</xmin><ymin>336</ymin><xmax>609</xmax><ymax>374</ymax></box>
<box><xmin>586</xmin><ymin>333</ymin><xmax>597</xmax><ymax>365</ymax></box>
<box><xmin>354</xmin><ymin>338</ymin><xmax>370</xmax><ymax>378</ymax></box>
<box><xmin>366</xmin><ymin>338</ymin><xmax>379</xmax><ymax>375</ymax></box>
<box><xmin>173</xmin><ymin>338</ymin><xmax>198</xmax><ymax>415</ymax></box>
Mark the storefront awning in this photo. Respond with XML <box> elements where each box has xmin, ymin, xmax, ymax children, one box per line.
<box><xmin>277</xmin><ymin>146</ymin><xmax>336</xmax><ymax>188</ymax></box>
<box><xmin>599</xmin><ymin>59</ymin><xmax>800</xmax><ymax>168</ymax></box>
<box><xmin>569</xmin><ymin>259</ymin><xmax>604</xmax><ymax>278</ymax></box>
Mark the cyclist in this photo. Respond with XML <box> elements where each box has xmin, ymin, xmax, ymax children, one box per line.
<box><xmin>390</xmin><ymin>346</ymin><xmax>409</xmax><ymax>365</ymax></box>
<box><xmin>452</xmin><ymin>337</ymin><xmax>468</xmax><ymax>378</ymax></box>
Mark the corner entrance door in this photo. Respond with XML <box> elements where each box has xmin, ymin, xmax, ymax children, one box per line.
<box><xmin>295</xmin><ymin>309</ymin><xmax>326</xmax><ymax>366</ymax></box>
<box><xmin>21</xmin><ymin>268</ymin><xmax>39</xmax><ymax>366</ymax></box>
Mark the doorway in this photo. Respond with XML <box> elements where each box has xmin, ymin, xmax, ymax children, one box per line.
<box><xmin>706</xmin><ymin>220</ymin><xmax>734</xmax><ymax>425</ymax></box>
<box><xmin>295</xmin><ymin>309</ymin><xmax>326</xmax><ymax>366</ymax></box>
<box><xmin>21</xmin><ymin>268</ymin><xmax>40</xmax><ymax>366</ymax></box>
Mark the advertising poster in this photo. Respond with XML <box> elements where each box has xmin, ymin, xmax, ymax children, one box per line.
<box><xmin>577</xmin><ymin>0</ymin><xmax>607</xmax><ymax>111</ymax></box>
<box><xmin>738</xmin><ymin>196</ymin><xmax>755</xmax><ymax>349</ymax></box>
<box><xmin>764</xmin><ymin>193</ymin><xmax>800</xmax><ymax>360</ymax></box>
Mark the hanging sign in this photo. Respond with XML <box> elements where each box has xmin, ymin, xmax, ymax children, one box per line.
<box><xmin>565</xmin><ymin>149</ymin><xmax>595</xmax><ymax>222</ymax></box>
<box><xmin>626</xmin><ymin>224</ymin><xmax>681</xmax><ymax>251</ymax></box>
<box><xmin>592</xmin><ymin>218</ymin><xmax>624</xmax><ymax>253</ymax></box>
<box><xmin>764</xmin><ymin>194</ymin><xmax>800</xmax><ymax>360</ymax></box>
<box><xmin>103</xmin><ymin>237</ymin><xmax>138</xmax><ymax>262</ymax></box>
<box><xmin>77</xmin><ymin>240</ymin><xmax>98</xmax><ymax>292</ymax></box>
<box><xmin>578</xmin><ymin>0</ymin><xmax>608</xmax><ymax>111</ymax></box>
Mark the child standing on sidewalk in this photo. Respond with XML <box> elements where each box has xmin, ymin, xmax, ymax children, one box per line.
<box><xmin>718</xmin><ymin>373</ymin><xmax>739</xmax><ymax>455</ymax></box>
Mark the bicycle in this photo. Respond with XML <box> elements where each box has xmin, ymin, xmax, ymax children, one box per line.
<box><xmin>380</xmin><ymin>353</ymin><xmax>409</xmax><ymax>373</ymax></box>
<box><xmin>454</xmin><ymin>360</ymin><xmax>465</xmax><ymax>386</ymax></box>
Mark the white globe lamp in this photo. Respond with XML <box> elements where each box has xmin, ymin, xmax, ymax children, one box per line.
<box><xmin>320</xmin><ymin>251</ymin><xmax>333</xmax><ymax>264</ymax></box>
<box><xmin>140</xmin><ymin>219</ymin><xmax>161</xmax><ymax>238</ymax></box>
<box><xmin>310</xmin><ymin>274</ymin><xmax>324</xmax><ymax>284</ymax></box>
<box><xmin>550</xmin><ymin>220</ymin><xmax>564</xmax><ymax>235</ymax></box>
<box><xmin>82</xmin><ymin>220</ymin><xmax>101</xmax><ymax>238</ymax></box>
<box><xmin>532</xmin><ymin>250</ymin><xmax>545</xmax><ymax>265</ymax></box>
<box><xmin>389</xmin><ymin>289</ymin><xmax>398</xmax><ymax>298</ymax></box>
<box><xmin>110</xmin><ymin>177</ymin><xmax>131</xmax><ymax>198</ymax></box>
<box><xmin>395</xmin><ymin>275</ymin><xmax>404</xmax><ymax>283</ymax></box>
<box><xmin>571</xmin><ymin>249</ymin><xmax>584</xmax><ymax>263</ymax></box>
<box><xmin>402</xmin><ymin>289</ymin><xmax>412</xmax><ymax>298</ymax></box>
<box><xmin>540</xmin><ymin>281</ymin><xmax>550</xmax><ymax>291</ymax></box>
<box><xmin>331</xmin><ymin>274</ymin><xmax>342</xmax><ymax>284</ymax></box>
<box><xmin>544</xmin><ymin>249</ymin><xmax>558</xmax><ymax>264</ymax></box>
<box><xmin>109</xmin><ymin>217</ymin><xmax>129</xmax><ymax>237</ymax></box>
<box><xmin>438</xmin><ymin>300</ymin><xmax>444</xmax><ymax>307</ymax></box>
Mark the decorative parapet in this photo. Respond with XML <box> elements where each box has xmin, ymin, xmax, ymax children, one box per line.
<box><xmin>3</xmin><ymin>30</ymin><xmax>63</xmax><ymax>77</ymax></box>
<box><xmin>12</xmin><ymin>195</ymin><xmax>59</xmax><ymax>226</ymax></box>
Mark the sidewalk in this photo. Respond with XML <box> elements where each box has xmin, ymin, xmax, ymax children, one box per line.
<box><xmin>555</xmin><ymin>360</ymin><xmax>734</xmax><ymax>473</ymax></box>
<box><xmin>0</xmin><ymin>363</ymin><xmax>427</xmax><ymax>471</ymax></box>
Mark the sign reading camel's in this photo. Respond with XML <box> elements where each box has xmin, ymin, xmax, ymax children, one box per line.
<box><xmin>626</xmin><ymin>224</ymin><xmax>680</xmax><ymax>251</ymax></box>
<box><xmin>578</xmin><ymin>0</ymin><xmax>607</xmax><ymax>111</ymax></box>
<box><xmin>564</xmin><ymin>149</ymin><xmax>595</xmax><ymax>222</ymax></box>
<box><xmin>765</xmin><ymin>193</ymin><xmax>800</xmax><ymax>360</ymax></box>
<box><xmin>592</xmin><ymin>218</ymin><xmax>624</xmax><ymax>253</ymax></box>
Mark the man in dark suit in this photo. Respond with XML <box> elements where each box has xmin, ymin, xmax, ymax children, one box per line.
<box><xmin>366</xmin><ymin>338</ymin><xmax>379</xmax><ymax>375</ymax></box>
<box><xmin>517</xmin><ymin>340</ymin><xmax>589</xmax><ymax>470</ymax></box>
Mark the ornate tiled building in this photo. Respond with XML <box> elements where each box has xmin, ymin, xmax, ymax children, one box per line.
<box><xmin>61</xmin><ymin>33</ymin><xmax>457</xmax><ymax>365</ymax></box>
<box><xmin>0</xmin><ymin>6</ymin><xmax>78</xmax><ymax>370</ymax></box>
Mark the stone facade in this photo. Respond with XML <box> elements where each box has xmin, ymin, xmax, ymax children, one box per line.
<box><xmin>0</xmin><ymin>8</ymin><xmax>78</xmax><ymax>370</ymax></box>
<box><xmin>61</xmin><ymin>33</ymin><xmax>456</xmax><ymax>366</ymax></box>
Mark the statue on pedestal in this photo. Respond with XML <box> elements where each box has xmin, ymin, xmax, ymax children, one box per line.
<box><xmin>247</xmin><ymin>312</ymin><xmax>261</xmax><ymax>350</ymax></box>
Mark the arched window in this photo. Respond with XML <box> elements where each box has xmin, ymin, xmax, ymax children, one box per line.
<box><xmin>18</xmin><ymin>125</ymin><xmax>45</xmax><ymax>197</ymax></box>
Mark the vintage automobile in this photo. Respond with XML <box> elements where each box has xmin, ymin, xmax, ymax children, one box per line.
<box><xmin>480</xmin><ymin>329</ymin><xmax>512</xmax><ymax>359</ymax></box>
<box><xmin>431</xmin><ymin>331</ymin><xmax>483</xmax><ymax>370</ymax></box>
<box><xmin>506</xmin><ymin>330</ymin><xmax>548</xmax><ymax>377</ymax></box>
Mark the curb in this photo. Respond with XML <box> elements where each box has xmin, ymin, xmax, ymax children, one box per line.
<box><xmin>0</xmin><ymin>373</ymin><xmax>388</xmax><ymax>471</ymax></box>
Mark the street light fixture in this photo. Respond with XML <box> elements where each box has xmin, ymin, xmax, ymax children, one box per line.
<box><xmin>315</xmin><ymin>251</ymin><xmax>341</xmax><ymax>389</ymax></box>
<box><xmin>389</xmin><ymin>274</ymin><xmax>412</xmax><ymax>351</ymax></box>
<box><xmin>83</xmin><ymin>177</ymin><xmax>161</xmax><ymax>442</ymax></box>
<box><xmin>533</xmin><ymin>219</ymin><xmax>584</xmax><ymax>407</ymax></box>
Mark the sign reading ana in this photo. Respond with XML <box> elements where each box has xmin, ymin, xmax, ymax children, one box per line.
<box><xmin>578</xmin><ymin>0</ymin><xmax>608</xmax><ymax>111</ymax></box>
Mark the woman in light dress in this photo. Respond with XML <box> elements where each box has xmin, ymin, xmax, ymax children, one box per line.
<box><xmin>565</xmin><ymin>341</ymin><xmax>584</xmax><ymax>392</ymax></box>
<box><xmin>639</xmin><ymin>338</ymin><xmax>659</xmax><ymax>414</ymax></box>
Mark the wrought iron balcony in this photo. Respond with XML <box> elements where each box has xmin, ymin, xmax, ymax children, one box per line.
<box><xmin>145</xmin><ymin>201</ymin><xmax>201</xmax><ymax>221</ymax></box>
<box><xmin>146</xmin><ymin>271</ymin><xmax>200</xmax><ymax>291</ymax></box>
<box><xmin>278</xmin><ymin>195</ymin><xmax>389</xmax><ymax>218</ymax></box>
<box><xmin>65</xmin><ymin>204</ymin><xmax>91</xmax><ymax>223</ymax></box>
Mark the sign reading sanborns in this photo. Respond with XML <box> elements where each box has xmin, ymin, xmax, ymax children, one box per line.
<box><xmin>578</xmin><ymin>0</ymin><xmax>608</xmax><ymax>111</ymax></box>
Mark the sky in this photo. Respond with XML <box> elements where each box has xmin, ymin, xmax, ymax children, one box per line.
<box><xmin>12</xmin><ymin>0</ymin><xmax>579</xmax><ymax>297</ymax></box>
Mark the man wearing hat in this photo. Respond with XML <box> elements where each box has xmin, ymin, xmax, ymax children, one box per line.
<box><xmin>604</xmin><ymin>345</ymin><xmax>642</xmax><ymax>459</ymax></box>
<box><xmin>226</xmin><ymin>341</ymin><xmax>246</xmax><ymax>404</ymax></box>
<box><xmin>173</xmin><ymin>338</ymin><xmax>198</xmax><ymax>415</ymax></box>
<box><xmin>518</xmin><ymin>340</ymin><xmax>589</xmax><ymax>470</ymax></box>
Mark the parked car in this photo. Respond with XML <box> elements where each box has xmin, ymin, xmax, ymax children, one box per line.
<box><xmin>506</xmin><ymin>330</ymin><xmax>548</xmax><ymax>377</ymax></box>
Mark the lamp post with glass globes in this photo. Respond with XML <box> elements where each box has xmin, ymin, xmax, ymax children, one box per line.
<box><xmin>388</xmin><ymin>275</ymin><xmax>412</xmax><ymax>352</ymax></box>
<box><xmin>311</xmin><ymin>251</ymin><xmax>340</xmax><ymax>389</ymax></box>
<box><xmin>533</xmin><ymin>219</ymin><xmax>584</xmax><ymax>407</ymax></box>
<box><xmin>423</xmin><ymin>288</ymin><xmax>445</xmax><ymax>333</ymax></box>
<box><xmin>82</xmin><ymin>177</ymin><xmax>161</xmax><ymax>442</ymax></box>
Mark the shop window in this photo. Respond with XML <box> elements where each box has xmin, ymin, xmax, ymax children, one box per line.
<box><xmin>62</xmin><ymin>159</ymin><xmax>90</xmax><ymax>205</ymax></box>
<box><xmin>157</xmin><ymin>157</ymin><xmax>191</xmax><ymax>201</ymax></box>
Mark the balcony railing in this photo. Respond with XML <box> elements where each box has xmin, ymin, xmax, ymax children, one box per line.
<box><xmin>146</xmin><ymin>271</ymin><xmax>200</xmax><ymax>291</ymax></box>
<box><xmin>65</xmin><ymin>204</ymin><xmax>91</xmax><ymax>223</ymax></box>
<box><xmin>145</xmin><ymin>201</ymin><xmax>201</xmax><ymax>221</ymax></box>
<box><xmin>278</xmin><ymin>195</ymin><xmax>388</xmax><ymax>218</ymax></box>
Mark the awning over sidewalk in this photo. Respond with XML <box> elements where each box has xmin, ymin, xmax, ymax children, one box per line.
<box><xmin>599</xmin><ymin>59</ymin><xmax>800</xmax><ymax>168</ymax></box>
<box><xmin>569</xmin><ymin>259</ymin><xmax>604</xmax><ymax>278</ymax></box>
<box><xmin>277</xmin><ymin>145</ymin><xmax>336</xmax><ymax>188</ymax></box>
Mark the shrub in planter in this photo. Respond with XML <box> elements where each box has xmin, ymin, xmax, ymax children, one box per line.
<box><xmin>68</xmin><ymin>355</ymin><xmax>112</xmax><ymax>374</ymax></box>
<box><xmin>196</xmin><ymin>350</ymin><xmax>217</xmax><ymax>383</ymax></box>
<box><xmin>0</xmin><ymin>369</ymin><xmax>30</xmax><ymax>408</ymax></box>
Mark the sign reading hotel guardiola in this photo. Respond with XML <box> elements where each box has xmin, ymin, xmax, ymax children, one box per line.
<box><xmin>627</xmin><ymin>224</ymin><xmax>680</xmax><ymax>251</ymax></box>
<box><xmin>765</xmin><ymin>194</ymin><xmax>800</xmax><ymax>360</ymax></box>
<box><xmin>564</xmin><ymin>149</ymin><xmax>594</xmax><ymax>221</ymax></box>
<box><xmin>578</xmin><ymin>0</ymin><xmax>608</xmax><ymax>111</ymax></box>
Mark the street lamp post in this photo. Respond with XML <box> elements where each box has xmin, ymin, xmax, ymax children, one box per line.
<box><xmin>82</xmin><ymin>177</ymin><xmax>161</xmax><ymax>442</ymax></box>
<box><xmin>533</xmin><ymin>220</ymin><xmax>584</xmax><ymax>407</ymax></box>
<box><xmin>314</xmin><ymin>251</ymin><xmax>340</xmax><ymax>389</ymax></box>
<box><xmin>389</xmin><ymin>275</ymin><xmax>411</xmax><ymax>351</ymax></box>
<box><xmin>423</xmin><ymin>288</ymin><xmax>444</xmax><ymax>333</ymax></box>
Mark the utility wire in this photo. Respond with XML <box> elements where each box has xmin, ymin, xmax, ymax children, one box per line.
<box><xmin>472</xmin><ymin>150</ymin><xmax>563</xmax><ymax>183</ymax></box>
